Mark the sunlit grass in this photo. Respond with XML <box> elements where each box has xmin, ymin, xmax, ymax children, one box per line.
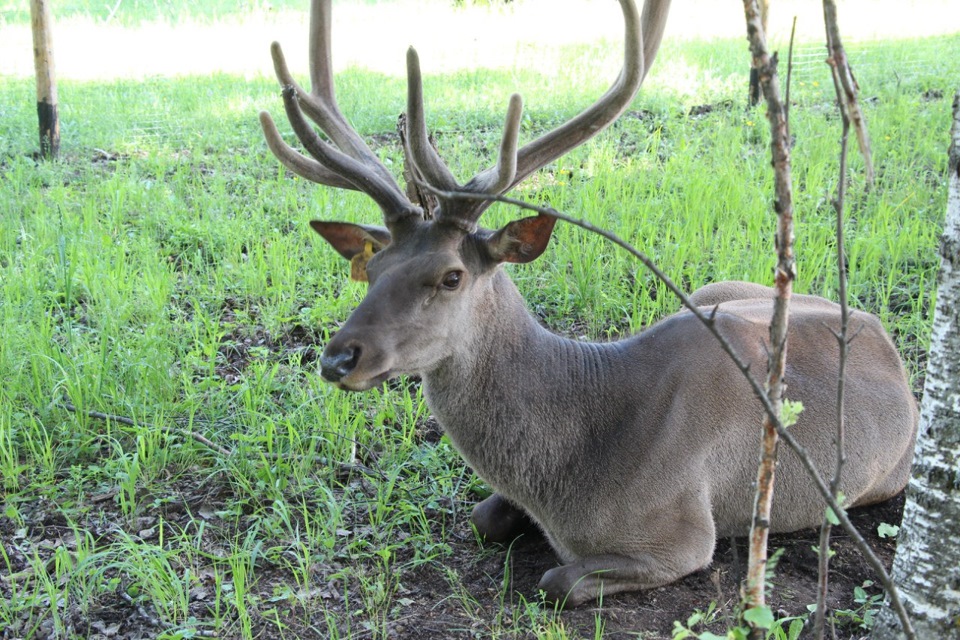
<box><xmin>0</xmin><ymin>11</ymin><xmax>956</xmax><ymax>637</ymax></box>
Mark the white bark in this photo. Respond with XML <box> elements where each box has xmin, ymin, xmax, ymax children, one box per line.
<box><xmin>872</xmin><ymin>92</ymin><xmax>960</xmax><ymax>639</ymax></box>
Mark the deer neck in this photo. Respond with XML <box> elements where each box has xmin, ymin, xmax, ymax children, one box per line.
<box><xmin>420</xmin><ymin>270</ymin><xmax>634</xmax><ymax>501</ymax></box>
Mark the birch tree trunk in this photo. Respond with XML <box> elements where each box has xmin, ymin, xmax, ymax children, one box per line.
<box><xmin>872</xmin><ymin>91</ymin><xmax>960</xmax><ymax>639</ymax></box>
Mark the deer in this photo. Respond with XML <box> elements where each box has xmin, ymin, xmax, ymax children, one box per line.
<box><xmin>258</xmin><ymin>0</ymin><xmax>919</xmax><ymax>607</ymax></box>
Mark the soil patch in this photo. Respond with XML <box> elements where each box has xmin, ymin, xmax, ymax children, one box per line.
<box><xmin>385</xmin><ymin>494</ymin><xmax>903</xmax><ymax>639</ymax></box>
<box><xmin>1</xmin><ymin>485</ymin><xmax>903</xmax><ymax>639</ymax></box>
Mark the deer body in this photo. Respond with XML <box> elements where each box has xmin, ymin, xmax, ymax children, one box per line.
<box><xmin>341</xmin><ymin>242</ymin><xmax>916</xmax><ymax>605</ymax></box>
<box><xmin>259</xmin><ymin>0</ymin><xmax>918</xmax><ymax>606</ymax></box>
<box><xmin>427</xmin><ymin>275</ymin><xmax>915</xmax><ymax>545</ymax></box>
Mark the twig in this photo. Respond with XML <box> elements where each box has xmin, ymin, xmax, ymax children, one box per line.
<box><xmin>61</xmin><ymin>400</ymin><xmax>232</xmax><ymax>457</ymax></box>
<box><xmin>784</xmin><ymin>17</ymin><xmax>797</xmax><ymax>127</ymax></box>
<box><xmin>813</xmin><ymin>16</ymin><xmax>853</xmax><ymax>635</ymax></box>
<box><xmin>813</xmin><ymin>2</ymin><xmax>912</xmax><ymax>637</ymax></box>
<box><xmin>119</xmin><ymin>587</ymin><xmax>219</xmax><ymax>637</ymax></box>
<box><xmin>118</xmin><ymin>588</ymin><xmax>163</xmax><ymax>628</ymax></box>
<box><xmin>747</xmin><ymin>0</ymin><xmax>771</xmax><ymax>106</ymax></box>
<box><xmin>822</xmin><ymin>0</ymin><xmax>875</xmax><ymax>187</ymax></box>
<box><xmin>416</xmin><ymin>180</ymin><xmax>911</xmax><ymax>639</ymax></box>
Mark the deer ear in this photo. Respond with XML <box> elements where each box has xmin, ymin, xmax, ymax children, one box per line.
<box><xmin>310</xmin><ymin>221</ymin><xmax>392</xmax><ymax>260</ymax></box>
<box><xmin>485</xmin><ymin>213</ymin><xmax>557</xmax><ymax>264</ymax></box>
<box><xmin>310</xmin><ymin>221</ymin><xmax>392</xmax><ymax>282</ymax></box>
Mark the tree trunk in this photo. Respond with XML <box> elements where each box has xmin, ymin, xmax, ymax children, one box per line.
<box><xmin>872</xmin><ymin>91</ymin><xmax>960</xmax><ymax>639</ymax></box>
<box><xmin>31</xmin><ymin>0</ymin><xmax>59</xmax><ymax>159</ymax></box>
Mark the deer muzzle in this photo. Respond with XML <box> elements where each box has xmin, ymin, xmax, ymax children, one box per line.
<box><xmin>320</xmin><ymin>346</ymin><xmax>360</xmax><ymax>384</ymax></box>
<box><xmin>319</xmin><ymin>338</ymin><xmax>394</xmax><ymax>392</ymax></box>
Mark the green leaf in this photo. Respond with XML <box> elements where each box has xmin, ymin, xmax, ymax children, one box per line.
<box><xmin>727</xmin><ymin>628</ymin><xmax>750</xmax><ymax>640</ymax></box>
<box><xmin>877</xmin><ymin>522</ymin><xmax>900</xmax><ymax>538</ymax></box>
<box><xmin>824</xmin><ymin>505</ymin><xmax>840</xmax><ymax>526</ymax></box>
<box><xmin>687</xmin><ymin>611</ymin><xmax>705</xmax><ymax>627</ymax></box>
<box><xmin>780</xmin><ymin>399</ymin><xmax>804</xmax><ymax>427</ymax></box>
<box><xmin>787</xmin><ymin>618</ymin><xmax>804</xmax><ymax>640</ymax></box>
<box><xmin>743</xmin><ymin>605</ymin><xmax>775</xmax><ymax>629</ymax></box>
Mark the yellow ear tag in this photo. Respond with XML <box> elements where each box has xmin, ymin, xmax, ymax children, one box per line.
<box><xmin>350</xmin><ymin>241</ymin><xmax>375</xmax><ymax>282</ymax></box>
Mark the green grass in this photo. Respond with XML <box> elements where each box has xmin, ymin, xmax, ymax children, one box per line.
<box><xmin>1</xmin><ymin>18</ymin><xmax>958</xmax><ymax>639</ymax></box>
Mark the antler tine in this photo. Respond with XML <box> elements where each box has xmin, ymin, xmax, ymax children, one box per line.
<box><xmin>463</xmin><ymin>93</ymin><xmax>522</xmax><ymax>195</ymax></box>
<box><xmin>258</xmin><ymin>110</ymin><xmax>358</xmax><ymax>190</ymax></box>
<box><xmin>409</xmin><ymin>0</ymin><xmax>669</xmax><ymax>230</ymax></box>
<box><xmin>307</xmin><ymin>0</ymin><xmax>335</xmax><ymax>105</ymax></box>
<box><xmin>299</xmin><ymin>1</ymin><xmax>392</xmax><ymax>180</ymax></box>
<box><xmin>407</xmin><ymin>48</ymin><xmax>524</xmax><ymax>229</ymax></box>
<box><xmin>279</xmin><ymin>85</ymin><xmax>420</xmax><ymax>219</ymax></box>
<box><xmin>506</xmin><ymin>0</ymin><xmax>670</xmax><ymax>191</ymax></box>
<box><xmin>639</xmin><ymin>0</ymin><xmax>670</xmax><ymax>82</ymax></box>
<box><xmin>261</xmin><ymin>0</ymin><xmax>421</xmax><ymax>226</ymax></box>
<box><xmin>405</xmin><ymin>47</ymin><xmax>460</xmax><ymax>192</ymax></box>
<box><xmin>269</xmin><ymin>42</ymin><xmax>377</xmax><ymax>175</ymax></box>
<box><xmin>438</xmin><ymin>93</ymin><xmax>522</xmax><ymax>227</ymax></box>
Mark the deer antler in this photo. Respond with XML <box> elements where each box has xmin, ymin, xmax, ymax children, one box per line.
<box><xmin>404</xmin><ymin>0</ymin><xmax>671</xmax><ymax>230</ymax></box>
<box><xmin>258</xmin><ymin>0</ymin><xmax>420</xmax><ymax>228</ymax></box>
<box><xmin>260</xmin><ymin>0</ymin><xmax>670</xmax><ymax>233</ymax></box>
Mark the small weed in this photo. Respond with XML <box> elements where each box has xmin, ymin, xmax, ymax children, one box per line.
<box><xmin>672</xmin><ymin>601</ymin><xmax>806</xmax><ymax>640</ymax></box>
<box><xmin>831</xmin><ymin>580</ymin><xmax>885</xmax><ymax>630</ymax></box>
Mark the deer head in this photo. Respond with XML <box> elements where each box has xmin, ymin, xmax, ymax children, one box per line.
<box><xmin>259</xmin><ymin>0</ymin><xmax>670</xmax><ymax>392</ymax></box>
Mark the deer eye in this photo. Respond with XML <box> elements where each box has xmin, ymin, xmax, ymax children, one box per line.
<box><xmin>440</xmin><ymin>270</ymin><xmax>463</xmax><ymax>290</ymax></box>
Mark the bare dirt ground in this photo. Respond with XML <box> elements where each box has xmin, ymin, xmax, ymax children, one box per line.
<box><xmin>1</xmin><ymin>465</ymin><xmax>902</xmax><ymax>640</ymax></box>
<box><xmin>358</xmin><ymin>494</ymin><xmax>903</xmax><ymax>639</ymax></box>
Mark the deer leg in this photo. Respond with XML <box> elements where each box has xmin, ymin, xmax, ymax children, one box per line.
<box><xmin>540</xmin><ymin>492</ymin><xmax>716</xmax><ymax>608</ymax></box>
<box><xmin>471</xmin><ymin>493</ymin><xmax>534</xmax><ymax>543</ymax></box>
<box><xmin>538</xmin><ymin>545</ymin><xmax>713</xmax><ymax>608</ymax></box>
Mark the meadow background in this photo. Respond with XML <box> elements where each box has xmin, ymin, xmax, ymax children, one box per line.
<box><xmin>1</xmin><ymin>0</ymin><xmax>958</xmax><ymax>637</ymax></box>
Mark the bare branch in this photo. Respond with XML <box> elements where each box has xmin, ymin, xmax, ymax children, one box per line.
<box><xmin>813</xmin><ymin>61</ymin><xmax>852</xmax><ymax>640</ymax></box>
<box><xmin>61</xmin><ymin>400</ymin><xmax>232</xmax><ymax>457</ymax></box>
<box><xmin>784</xmin><ymin>17</ymin><xmax>797</xmax><ymax>128</ymax></box>
<box><xmin>812</xmin><ymin>3</ymin><xmax>909</xmax><ymax>637</ymax></box>
<box><xmin>822</xmin><ymin>0</ymin><xmax>875</xmax><ymax>187</ymax></box>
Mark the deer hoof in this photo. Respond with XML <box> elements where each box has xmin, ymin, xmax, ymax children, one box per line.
<box><xmin>538</xmin><ymin>565</ymin><xmax>595</xmax><ymax>609</ymax></box>
<box><xmin>471</xmin><ymin>493</ymin><xmax>532</xmax><ymax>543</ymax></box>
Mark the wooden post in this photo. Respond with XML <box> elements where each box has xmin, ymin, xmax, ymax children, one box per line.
<box><xmin>31</xmin><ymin>0</ymin><xmax>60</xmax><ymax>159</ymax></box>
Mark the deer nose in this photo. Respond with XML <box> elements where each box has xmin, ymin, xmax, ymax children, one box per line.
<box><xmin>320</xmin><ymin>346</ymin><xmax>360</xmax><ymax>382</ymax></box>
